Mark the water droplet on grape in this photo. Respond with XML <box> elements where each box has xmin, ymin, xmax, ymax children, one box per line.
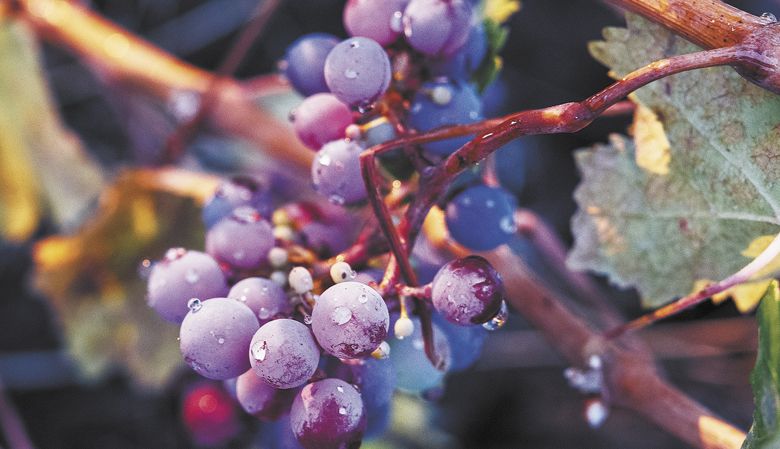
<box><xmin>349</xmin><ymin>40</ymin><xmax>360</xmax><ymax>48</ymax></box>
<box><xmin>389</xmin><ymin>11</ymin><xmax>404</xmax><ymax>32</ymax></box>
<box><xmin>337</xmin><ymin>385</ymin><xmax>344</xmax><ymax>393</ymax></box>
<box><xmin>762</xmin><ymin>12</ymin><xmax>777</xmax><ymax>22</ymax></box>
<box><xmin>217</xmin><ymin>337</ymin><xmax>225</xmax><ymax>345</ymax></box>
<box><xmin>303</xmin><ymin>314</ymin><xmax>313</xmax><ymax>325</ymax></box>
<box><xmin>344</xmin><ymin>68</ymin><xmax>358</xmax><ymax>79</ymax></box>
<box><xmin>486</xmin><ymin>199</ymin><xmax>495</xmax><ymax>208</ymax></box>
<box><xmin>358</xmin><ymin>294</ymin><xmax>368</xmax><ymax>304</ymax></box>
<box><xmin>483</xmin><ymin>301</ymin><xmax>508</xmax><ymax>331</ymax></box>
<box><xmin>338</xmin><ymin>407</ymin><xmax>348</xmax><ymax>415</ymax></box>
<box><xmin>184</xmin><ymin>268</ymin><xmax>200</xmax><ymax>284</ymax></box>
<box><xmin>331</xmin><ymin>306</ymin><xmax>352</xmax><ymax>325</ymax></box>
<box><xmin>164</xmin><ymin>247</ymin><xmax>186</xmax><ymax>262</ymax></box>
<box><xmin>252</xmin><ymin>340</ymin><xmax>268</xmax><ymax>361</ymax></box>
<box><xmin>318</xmin><ymin>154</ymin><xmax>332</xmax><ymax>167</ymax></box>
<box><xmin>258</xmin><ymin>307</ymin><xmax>271</xmax><ymax>320</ymax></box>
<box><xmin>328</xmin><ymin>194</ymin><xmax>346</xmax><ymax>205</ymax></box>
<box><xmin>500</xmin><ymin>216</ymin><xmax>518</xmax><ymax>234</ymax></box>
<box><xmin>187</xmin><ymin>298</ymin><xmax>202</xmax><ymax>313</ymax></box>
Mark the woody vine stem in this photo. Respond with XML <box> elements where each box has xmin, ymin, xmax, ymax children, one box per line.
<box><xmin>8</xmin><ymin>0</ymin><xmax>780</xmax><ymax>448</ymax></box>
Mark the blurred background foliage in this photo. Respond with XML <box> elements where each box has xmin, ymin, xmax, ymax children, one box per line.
<box><xmin>0</xmin><ymin>0</ymin><xmax>777</xmax><ymax>448</ymax></box>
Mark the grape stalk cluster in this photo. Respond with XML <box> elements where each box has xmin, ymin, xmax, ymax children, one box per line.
<box><xmin>146</xmin><ymin>0</ymin><xmax>519</xmax><ymax>447</ymax></box>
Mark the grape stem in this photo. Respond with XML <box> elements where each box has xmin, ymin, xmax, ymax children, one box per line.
<box><xmin>606</xmin><ymin>231</ymin><xmax>780</xmax><ymax>338</ymax></box>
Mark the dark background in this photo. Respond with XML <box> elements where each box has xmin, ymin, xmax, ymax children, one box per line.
<box><xmin>2</xmin><ymin>0</ymin><xmax>775</xmax><ymax>447</ymax></box>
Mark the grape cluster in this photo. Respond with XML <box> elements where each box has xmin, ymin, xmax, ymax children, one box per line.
<box><xmin>146</xmin><ymin>1</ymin><xmax>518</xmax><ymax>447</ymax></box>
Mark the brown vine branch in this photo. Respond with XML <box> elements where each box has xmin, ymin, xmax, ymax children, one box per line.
<box><xmin>13</xmin><ymin>0</ymin><xmax>313</xmax><ymax>170</ymax></box>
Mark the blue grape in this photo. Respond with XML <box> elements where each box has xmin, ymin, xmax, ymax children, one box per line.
<box><xmin>429</xmin><ymin>20</ymin><xmax>487</xmax><ymax>79</ymax></box>
<box><xmin>324</xmin><ymin>37</ymin><xmax>391</xmax><ymax>106</ymax></box>
<box><xmin>202</xmin><ymin>176</ymin><xmax>273</xmax><ymax>229</ymax></box>
<box><xmin>235</xmin><ymin>369</ymin><xmax>297</xmax><ymax>421</ymax></box>
<box><xmin>249</xmin><ymin>319</ymin><xmax>320</xmax><ymax>389</ymax></box>
<box><xmin>283</xmin><ymin>33</ymin><xmax>339</xmax><ymax>97</ymax></box>
<box><xmin>389</xmin><ymin>315</ymin><xmax>451</xmax><ymax>395</ymax></box>
<box><xmin>311</xmin><ymin>139</ymin><xmax>367</xmax><ymax>205</ymax></box>
<box><xmin>433</xmin><ymin>312</ymin><xmax>487</xmax><ymax>371</ymax></box>
<box><xmin>403</xmin><ymin>0</ymin><xmax>473</xmax><ymax>56</ymax></box>
<box><xmin>445</xmin><ymin>185</ymin><xmax>516</xmax><ymax>251</ymax></box>
<box><xmin>364</xmin><ymin>402</ymin><xmax>391</xmax><ymax>439</ymax></box>
<box><xmin>495</xmin><ymin>139</ymin><xmax>529</xmax><ymax>196</ymax></box>
<box><xmin>430</xmin><ymin>256</ymin><xmax>504</xmax><ymax>325</ymax></box>
<box><xmin>206</xmin><ymin>207</ymin><xmax>275</xmax><ymax>270</ymax></box>
<box><xmin>179</xmin><ymin>298</ymin><xmax>260</xmax><ymax>380</ymax></box>
<box><xmin>407</xmin><ymin>80</ymin><xmax>482</xmax><ymax>156</ymax></box>
<box><xmin>311</xmin><ymin>281</ymin><xmax>389</xmax><ymax>359</ymax></box>
<box><xmin>292</xmin><ymin>93</ymin><xmax>354</xmax><ymax>150</ymax></box>
<box><xmin>290</xmin><ymin>378</ymin><xmax>366</xmax><ymax>449</ymax></box>
<box><xmin>147</xmin><ymin>248</ymin><xmax>227</xmax><ymax>323</ymax></box>
<box><xmin>343</xmin><ymin>0</ymin><xmax>409</xmax><ymax>46</ymax></box>
<box><xmin>329</xmin><ymin>357</ymin><xmax>395</xmax><ymax>410</ymax></box>
<box><xmin>227</xmin><ymin>277</ymin><xmax>292</xmax><ymax>324</ymax></box>
<box><xmin>362</xmin><ymin>116</ymin><xmax>397</xmax><ymax>148</ymax></box>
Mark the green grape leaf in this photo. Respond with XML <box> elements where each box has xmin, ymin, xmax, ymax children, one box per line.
<box><xmin>567</xmin><ymin>13</ymin><xmax>780</xmax><ymax>308</ymax></box>
<box><xmin>0</xmin><ymin>19</ymin><xmax>103</xmax><ymax>240</ymax></box>
<box><xmin>34</xmin><ymin>169</ymin><xmax>219</xmax><ymax>387</ymax></box>
<box><xmin>473</xmin><ymin>0</ymin><xmax>520</xmax><ymax>92</ymax></box>
<box><xmin>743</xmin><ymin>281</ymin><xmax>780</xmax><ymax>449</ymax></box>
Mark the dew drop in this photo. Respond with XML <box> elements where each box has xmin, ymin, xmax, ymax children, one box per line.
<box><xmin>500</xmin><ymin>216</ymin><xmax>518</xmax><ymax>234</ymax></box>
<box><xmin>258</xmin><ymin>307</ymin><xmax>271</xmax><ymax>320</ymax></box>
<box><xmin>185</xmin><ymin>268</ymin><xmax>200</xmax><ymax>284</ymax></box>
<box><xmin>318</xmin><ymin>154</ymin><xmax>332</xmax><ymax>167</ymax></box>
<box><xmin>389</xmin><ymin>11</ymin><xmax>403</xmax><ymax>32</ymax></box>
<box><xmin>344</xmin><ymin>68</ymin><xmax>358</xmax><ymax>79</ymax></box>
<box><xmin>338</xmin><ymin>407</ymin><xmax>348</xmax><ymax>415</ymax></box>
<box><xmin>337</xmin><ymin>386</ymin><xmax>344</xmax><ymax>393</ymax></box>
<box><xmin>762</xmin><ymin>12</ymin><xmax>777</xmax><ymax>22</ymax></box>
<box><xmin>303</xmin><ymin>314</ymin><xmax>313</xmax><ymax>325</ymax></box>
<box><xmin>187</xmin><ymin>298</ymin><xmax>202</xmax><ymax>313</ymax></box>
<box><xmin>328</xmin><ymin>194</ymin><xmax>346</xmax><ymax>205</ymax></box>
<box><xmin>217</xmin><ymin>337</ymin><xmax>225</xmax><ymax>345</ymax></box>
<box><xmin>252</xmin><ymin>340</ymin><xmax>268</xmax><ymax>361</ymax></box>
<box><xmin>349</xmin><ymin>40</ymin><xmax>360</xmax><ymax>48</ymax></box>
<box><xmin>486</xmin><ymin>199</ymin><xmax>495</xmax><ymax>208</ymax></box>
<box><xmin>358</xmin><ymin>294</ymin><xmax>368</xmax><ymax>304</ymax></box>
<box><xmin>482</xmin><ymin>301</ymin><xmax>508</xmax><ymax>331</ymax></box>
<box><xmin>331</xmin><ymin>306</ymin><xmax>353</xmax><ymax>325</ymax></box>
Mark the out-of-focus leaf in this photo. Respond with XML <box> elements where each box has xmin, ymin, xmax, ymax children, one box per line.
<box><xmin>482</xmin><ymin>0</ymin><xmax>521</xmax><ymax>24</ymax></box>
<box><xmin>567</xmin><ymin>14</ymin><xmax>780</xmax><ymax>308</ymax></box>
<box><xmin>474</xmin><ymin>0</ymin><xmax>520</xmax><ymax>93</ymax></box>
<box><xmin>742</xmin><ymin>281</ymin><xmax>780</xmax><ymax>449</ymax></box>
<box><xmin>0</xmin><ymin>20</ymin><xmax>103</xmax><ymax>239</ymax></box>
<box><xmin>34</xmin><ymin>169</ymin><xmax>219</xmax><ymax>386</ymax></box>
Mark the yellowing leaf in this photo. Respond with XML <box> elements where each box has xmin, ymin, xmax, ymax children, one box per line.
<box><xmin>691</xmin><ymin>278</ymin><xmax>770</xmax><ymax>313</ymax></box>
<box><xmin>483</xmin><ymin>0</ymin><xmax>521</xmax><ymax>24</ymax></box>
<box><xmin>0</xmin><ymin>19</ymin><xmax>104</xmax><ymax>240</ymax></box>
<box><xmin>568</xmin><ymin>14</ymin><xmax>780</xmax><ymax>308</ymax></box>
<box><xmin>34</xmin><ymin>168</ymin><xmax>215</xmax><ymax>386</ymax></box>
<box><xmin>632</xmin><ymin>104</ymin><xmax>671</xmax><ymax>175</ymax></box>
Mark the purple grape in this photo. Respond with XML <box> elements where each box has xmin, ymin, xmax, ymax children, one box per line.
<box><xmin>228</xmin><ymin>277</ymin><xmax>292</xmax><ymax>324</ymax></box>
<box><xmin>290</xmin><ymin>378</ymin><xmax>366</xmax><ymax>449</ymax></box>
<box><xmin>300</xmin><ymin>221</ymin><xmax>351</xmax><ymax>257</ymax></box>
<box><xmin>283</xmin><ymin>33</ymin><xmax>340</xmax><ymax>97</ymax></box>
<box><xmin>249</xmin><ymin>319</ymin><xmax>320</xmax><ymax>389</ymax></box>
<box><xmin>446</xmin><ymin>185</ymin><xmax>517</xmax><ymax>251</ymax></box>
<box><xmin>402</xmin><ymin>0</ymin><xmax>473</xmax><ymax>56</ymax></box>
<box><xmin>407</xmin><ymin>80</ymin><xmax>482</xmax><ymax>156</ymax></box>
<box><xmin>323</xmin><ymin>37</ymin><xmax>391</xmax><ymax>106</ymax></box>
<box><xmin>147</xmin><ymin>248</ymin><xmax>227</xmax><ymax>323</ymax></box>
<box><xmin>236</xmin><ymin>369</ymin><xmax>297</xmax><ymax>421</ymax></box>
<box><xmin>293</xmin><ymin>93</ymin><xmax>354</xmax><ymax>150</ymax></box>
<box><xmin>311</xmin><ymin>139</ymin><xmax>367</xmax><ymax>206</ymax></box>
<box><xmin>343</xmin><ymin>0</ymin><xmax>409</xmax><ymax>46</ymax></box>
<box><xmin>206</xmin><ymin>207</ymin><xmax>275</xmax><ymax>270</ymax></box>
<box><xmin>311</xmin><ymin>281</ymin><xmax>389</xmax><ymax>359</ymax></box>
<box><xmin>202</xmin><ymin>176</ymin><xmax>273</xmax><ymax>229</ymax></box>
<box><xmin>179</xmin><ymin>298</ymin><xmax>260</xmax><ymax>380</ymax></box>
<box><xmin>223</xmin><ymin>377</ymin><xmax>239</xmax><ymax>400</ymax></box>
<box><xmin>431</xmin><ymin>256</ymin><xmax>504</xmax><ymax>325</ymax></box>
